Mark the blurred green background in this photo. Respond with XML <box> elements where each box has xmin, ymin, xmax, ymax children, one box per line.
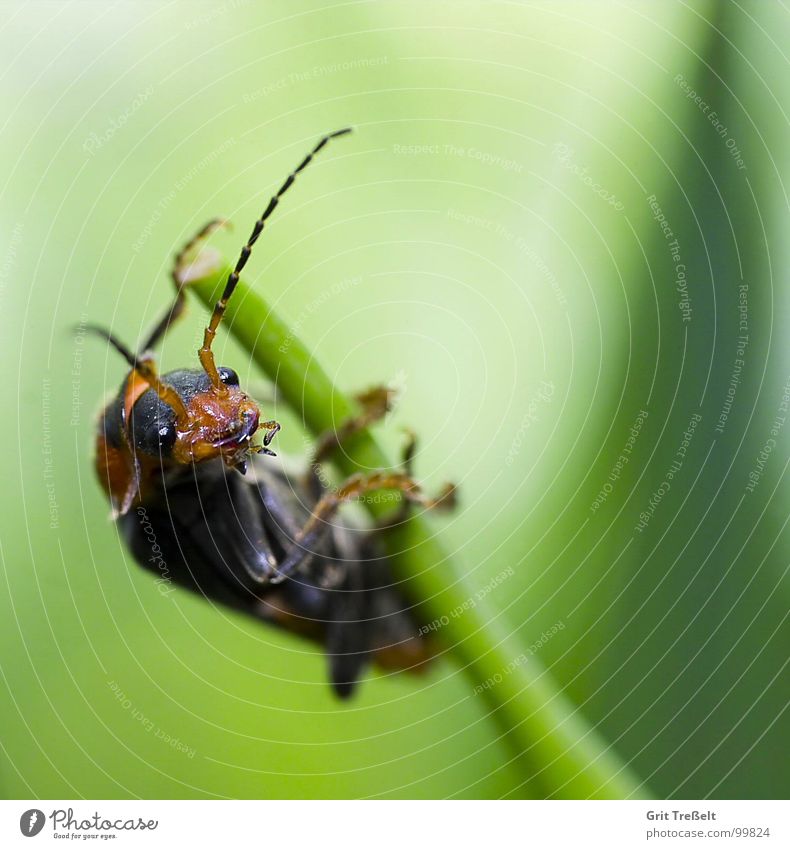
<box><xmin>1</xmin><ymin>0</ymin><xmax>788</xmax><ymax>799</ymax></box>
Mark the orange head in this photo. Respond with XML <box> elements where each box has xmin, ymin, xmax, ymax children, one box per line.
<box><xmin>125</xmin><ymin>366</ymin><xmax>271</xmax><ymax>471</ymax></box>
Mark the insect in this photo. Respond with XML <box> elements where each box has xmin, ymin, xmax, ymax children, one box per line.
<box><xmin>90</xmin><ymin>129</ymin><xmax>455</xmax><ymax>697</ymax></box>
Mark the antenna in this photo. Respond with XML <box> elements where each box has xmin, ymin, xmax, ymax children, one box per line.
<box><xmin>198</xmin><ymin>128</ymin><xmax>353</xmax><ymax>390</ymax></box>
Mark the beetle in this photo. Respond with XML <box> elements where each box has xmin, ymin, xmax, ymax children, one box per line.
<box><xmin>89</xmin><ymin>129</ymin><xmax>455</xmax><ymax>697</ymax></box>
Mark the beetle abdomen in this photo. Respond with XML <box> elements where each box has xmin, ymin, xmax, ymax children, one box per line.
<box><xmin>119</xmin><ymin>456</ymin><xmax>431</xmax><ymax>696</ymax></box>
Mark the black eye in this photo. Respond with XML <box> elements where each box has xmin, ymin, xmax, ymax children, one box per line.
<box><xmin>218</xmin><ymin>366</ymin><xmax>239</xmax><ymax>386</ymax></box>
<box><xmin>157</xmin><ymin>422</ymin><xmax>176</xmax><ymax>452</ymax></box>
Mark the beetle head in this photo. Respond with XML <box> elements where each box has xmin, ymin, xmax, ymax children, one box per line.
<box><xmin>127</xmin><ymin>367</ymin><xmax>263</xmax><ymax>469</ymax></box>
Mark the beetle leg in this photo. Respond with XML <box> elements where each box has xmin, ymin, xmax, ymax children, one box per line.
<box><xmin>372</xmin><ymin>428</ymin><xmax>424</xmax><ymax>529</ymax></box>
<box><xmin>395</xmin><ymin>430</ymin><xmax>457</xmax><ymax>513</ymax></box>
<box><xmin>305</xmin><ymin>385</ymin><xmax>394</xmax><ymax>498</ymax></box>
<box><xmin>172</xmin><ymin>218</ymin><xmax>230</xmax><ymax>286</ymax></box>
<box><xmin>139</xmin><ymin>294</ymin><xmax>188</xmax><ymax>354</ymax></box>
<box><xmin>324</xmin><ymin>560</ymin><xmax>370</xmax><ymax>698</ymax></box>
<box><xmin>399</xmin><ymin>426</ymin><xmax>417</xmax><ymax>477</ymax></box>
<box><xmin>205</xmin><ymin>471</ymin><xmax>288</xmax><ymax>589</ymax></box>
<box><xmin>311</xmin><ymin>385</ymin><xmax>394</xmax><ymax>466</ymax></box>
<box><xmin>271</xmin><ymin>471</ymin><xmax>455</xmax><ymax>584</ymax></box>
<box><xmin>141</xmin><ymin>219</ymin><xmax>230</xmax><ymax>352</ymax></box>
<box><xmin>366</xmin><ymin>428</ymin><xmax>457</xmax><ymax>532</ymax></box>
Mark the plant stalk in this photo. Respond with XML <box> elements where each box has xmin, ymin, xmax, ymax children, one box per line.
<box><xmin>190</xmin><ymin>265</ymin><xmax>650</xmax><ymax>799</ymax></box>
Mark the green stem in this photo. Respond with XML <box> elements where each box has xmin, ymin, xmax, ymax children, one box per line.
<box><xmin>190</xmin><ymin>264</ymin><xmax>650</xmax><ymax>799</ymax></box>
